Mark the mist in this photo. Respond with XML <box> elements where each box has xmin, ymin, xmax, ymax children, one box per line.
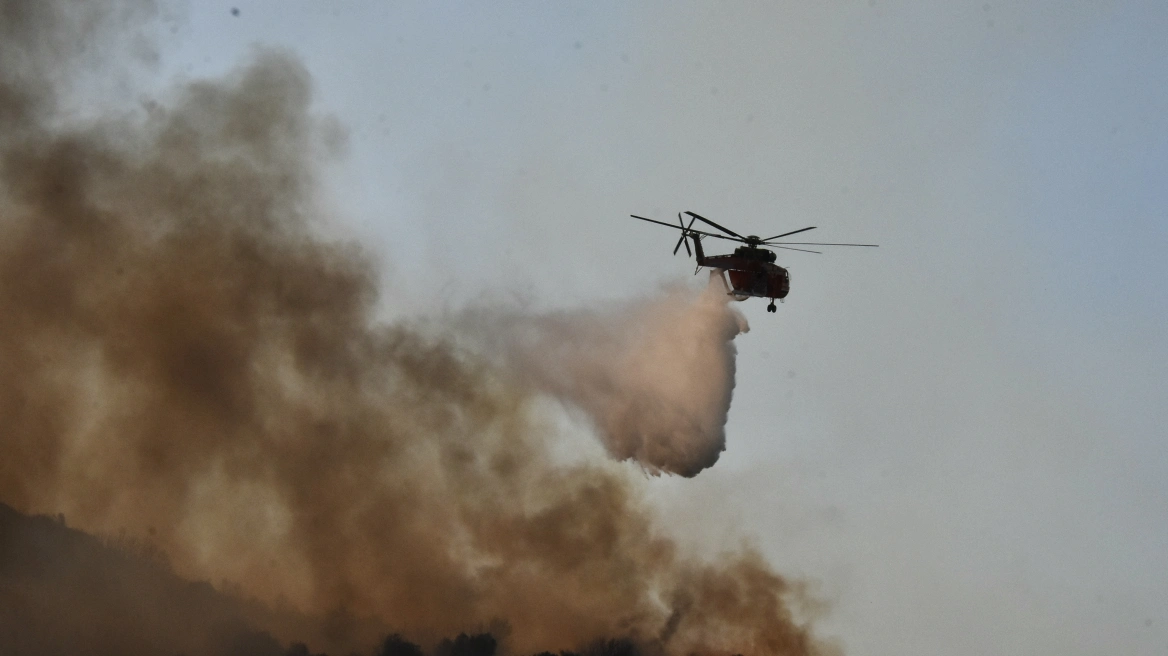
<box><xmin>0</xmin><ymin>2</ymin><xmax>825</xmax><ymax>655</ymax></box>
<box><xmin>452</xmin><ymin>281</ymin><xmax>749</xmax><ymax>477</ymax></box>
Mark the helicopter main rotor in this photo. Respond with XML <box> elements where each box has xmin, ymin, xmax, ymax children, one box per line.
<box><xmin>630</xmin><ymin>211</ymin><xmax>878</xmax><ymax>256</ymax></box>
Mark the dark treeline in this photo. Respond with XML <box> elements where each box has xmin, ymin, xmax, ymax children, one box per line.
<box><xmin>296</xmin><ymin>632</ymin><xmax>648</xmax><ymax>656</ymax></box>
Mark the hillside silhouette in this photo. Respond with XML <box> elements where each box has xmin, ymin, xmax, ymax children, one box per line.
<box><xmin>0</xmin><ymin>501</ymin><xmax>291</xmax><ymax>655</ymax></box>
<box><xmin>0</xmin><ymin>503</ymin><xmax>660</xmax><ymax>656</ymax></box>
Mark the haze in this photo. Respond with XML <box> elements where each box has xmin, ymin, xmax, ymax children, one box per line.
<box><xmin>22</xmin><ymin>2</ymin><xmax>1168</xmax><ymax>655</ymax></box>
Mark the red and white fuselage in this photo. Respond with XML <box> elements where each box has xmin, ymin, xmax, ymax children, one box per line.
<box><xmin>691</xmin><ymin>235</ymin><xmax>789</xmax><ymax>302</ymax></box>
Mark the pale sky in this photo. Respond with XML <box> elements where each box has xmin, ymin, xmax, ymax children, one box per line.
<box><xmin>148</xmin><ymin>2</ymin><xmax>1166</xmax><ymax>654</ymax></box>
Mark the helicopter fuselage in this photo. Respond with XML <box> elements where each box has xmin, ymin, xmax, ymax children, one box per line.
<box><xmin>693</xmin><ymin>237</ymin><xmax>789</xmax><ymax>301</ymax></box>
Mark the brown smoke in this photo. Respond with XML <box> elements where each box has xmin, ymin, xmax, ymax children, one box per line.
<box><xmin>0</xmin><ymin>2</ymin><xmax>833</xmax><ymax>654</ymax></box>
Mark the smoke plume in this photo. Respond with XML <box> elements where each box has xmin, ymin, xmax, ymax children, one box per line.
<box><xmin>0</xmin><ymin>2</ymin><xmax>830</xmax><ymax>655</ymax></box>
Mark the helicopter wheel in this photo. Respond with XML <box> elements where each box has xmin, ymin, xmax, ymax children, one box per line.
<box><xmin>767</xmin><ymin>302</ymin><xmax>776</xmax><ymax>313</ymax></box>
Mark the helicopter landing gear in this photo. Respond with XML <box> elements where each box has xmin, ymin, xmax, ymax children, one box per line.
<box><xmin>767</xmin><ymin>301</ymin><xmax>777</xmax><ymax>313</ymax></box>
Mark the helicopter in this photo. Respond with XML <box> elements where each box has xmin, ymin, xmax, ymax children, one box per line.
<box><xmin>630</xmin><ymin>211</ymin><xmax>878</xmax><ymax>313</ymax></box>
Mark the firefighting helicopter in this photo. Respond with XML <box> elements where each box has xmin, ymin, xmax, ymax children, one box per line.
<box><xmin>630</xmin><ymin>211</ymin><xmax>878</xmax><ymax>312</ymax></box>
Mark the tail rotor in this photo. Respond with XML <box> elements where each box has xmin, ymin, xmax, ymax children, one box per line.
<box><xmin>672</xmin><ymin>212</ymin><xmax>696</xmax><ymax>257</ymax></box>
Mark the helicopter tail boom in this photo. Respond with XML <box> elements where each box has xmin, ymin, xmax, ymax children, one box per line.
<box><xmin>691</xmin><ymin>232</ymin><xmax>706</xmax><ymax>265</ymax></box>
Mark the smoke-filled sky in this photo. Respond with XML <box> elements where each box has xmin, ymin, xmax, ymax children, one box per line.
<box><xmin>6</xmin><ymin>1</ymin><xmax>1168</xmax><ymax>655</ymax></box>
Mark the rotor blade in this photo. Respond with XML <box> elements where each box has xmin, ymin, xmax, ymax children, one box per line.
<box><xmin>630</xmin><ymin>215</ymin><xmax>745</xmax><ymax>243</ymax></box>
<box><xmin>631</xmin><ymin>214</ymin><xmax>688</xmax><ymax>230</ymax></box>
<box><xmin>684</xmin><ymin>211</ymin><xmax>744</xmax><ymax>239</ymax></box>
<box><xmin>682</xmin><ymin>229</ymin><xmax>742</xmax><ymax>243</ymax></box>
<box><xmin>762</xmin><ymin>226</ymin><xmax>816</xmax><ymax>241</ymax></box>
<box><xmin>765</xmin><ymin>241</ymin><xmax>879</xmax><ymax>247</ymax></box>
<box><xmin>771</xmin><ymin>245</ymin><xmax>822</xmax><ymax>254</ymax></box>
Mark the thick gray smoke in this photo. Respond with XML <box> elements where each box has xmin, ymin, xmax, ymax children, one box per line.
<box><xmin>455</xmin><ymin>284</ymin><xmax>748</xmax><ymax>477</ymax></box>
<box><xmin>0</xmin><ymin>2</ymin><xmax>830</xmax><ymax>655</ymax></box>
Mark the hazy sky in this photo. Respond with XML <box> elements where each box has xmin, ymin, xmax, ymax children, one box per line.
<box><xmin>144</xmin><ymin>2</ymin><xmax>1166</xmax><ymax>654</ymax></box>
